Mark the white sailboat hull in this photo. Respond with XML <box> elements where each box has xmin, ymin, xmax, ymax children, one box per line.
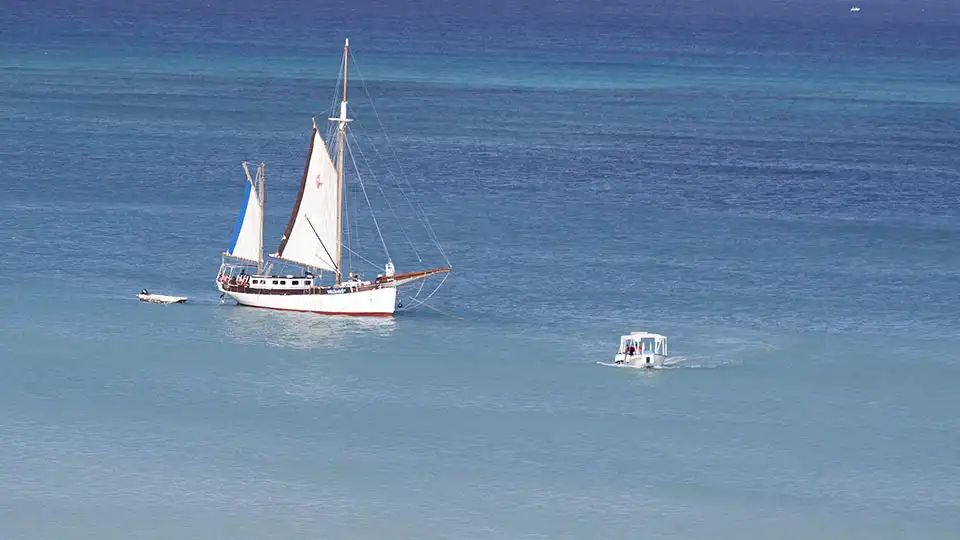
<box><xmin>219</xmin><ymin>284</ymin><xmax>398</xmax><ymax>316</ymax></box>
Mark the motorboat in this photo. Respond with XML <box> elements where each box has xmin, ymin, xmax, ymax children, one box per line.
<box><xmin>613</xmin><ymin>331</ymin><xmax>668</xmax><ymax>368</ymax></box>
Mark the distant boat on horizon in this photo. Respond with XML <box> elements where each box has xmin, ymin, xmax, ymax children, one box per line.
<box><xmin>850</xmin><ymin>6</ymin><xmax>861</xmax><ymax>12</ymax></box>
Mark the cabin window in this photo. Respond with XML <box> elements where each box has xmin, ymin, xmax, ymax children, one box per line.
<box><xmin>304</xmin><ymin>280</ymin><xmax>311</xmax><ymax>285</ymax></box>
<box><xmin>272</xmin><ymin>280</ymin><xmax>278</xmax><ymax>285</ymax></box>
<box><xmin>292</xmin><ymin>280</ymin><xmax>299</xmax><ymax>286</ymax></box>
<box><xmin>280</xmin><ymin>280</ymin><xmax>286</xmax><ymax>285</ymax></box>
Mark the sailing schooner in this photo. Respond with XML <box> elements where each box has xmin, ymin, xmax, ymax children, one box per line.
<box><xmin>216</xmin><ymin>39</ymin><xmax>451</xmax><ymax>316</ymax></box>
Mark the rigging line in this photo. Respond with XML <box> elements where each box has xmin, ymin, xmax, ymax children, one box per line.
<box><xmin>350</xmin><ymin>111</ymin><xmax>437</xmax><ymax>254</ymax></box>
<box><xmin>417</xmin><ymin>271</ymin><xmax>450</xmax><ymax>303</ymax></box>
<box><xmin>344</xmin><ymin>135</ymin><xmax>391</xmax><ymax>262</ymax></box>
<box><xmin>354</xmin><ymin>201</ymin><xmax>362</xmax><ymax>269</ymax></box>
<box><xmin>397</xmin><ymin>279</ymin><xmax>427</xmax><ymax>311</ymax></box>
<box><xmin>409</xmin><ymin>278</ymin><xmax>427</xmax><ymax>301</ymax></box>
<box><xmin>344</xmin><ymin>167</ymin><xmax>353</xmax><ymax>274</ymax></box>
<box><xmin>304</xmin><ymin>215</ymin><xmax>339</xmax><ymax>273</ymax></box>
<box><xmin>347</xmin><ymin>118</ymin><xmax>421</xmax><ymax>261</ymax></box>
<box><xmin>325</xmin><ymin>120</ymin><xmax>336</xmax><ymax>149</ymax></box>
<box><xmin>402</xmin><ymin>293</ymin><xmax>462</xmax><ymax>320</ymax></box>
<box><xmin>398</xmin><ymin>271</ymin><xmax>450</xmax><ymax>312</ymax></box>
<box><xmin>403</xmin><ymin>297</ymin><xmax>462</xmax><ymax>319</ymax></box>
<box><xmin>345</xmin><ymin>121</ymin><xmax>422</xmax><ymax>263</ymax></box>
<box><xmin>325</xmin><ymin>116</ymin><xmax>337</xmax><ymax>153</ymax></box>
<box><xmin>325</xmin><ymin>104</ymin><xmax>338</xmax><ymax>146</ymax></box>
<box><xmin>348</xmin><ymin>106</ymin><xmax>446</xmax><ymax>263</ymax></box>
<box><xmin>339</xmin><ymin>242</ymin><xmax>384</xmax><ymax>272</ymax></box>
<box><xmin>319</xmin><ymin>55</ymin><xmax>344</xmax><ymax>145</ymax></box>
<box><xmin>347</xmin><ymin>53</ymin><xmax>451</xmax><ymax>266</ymax></box>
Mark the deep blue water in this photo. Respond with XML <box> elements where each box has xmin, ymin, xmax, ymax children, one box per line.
<box><xmin>2</xmin><ymin>1</ymin><xmax>959</xmax><ymax>538</ymax></box>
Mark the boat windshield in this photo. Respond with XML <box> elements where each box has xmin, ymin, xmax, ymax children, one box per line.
<box><xmin>620</xmin><ymin>336</ymin><xmax>666</xmax><ymax>355</ymax></box>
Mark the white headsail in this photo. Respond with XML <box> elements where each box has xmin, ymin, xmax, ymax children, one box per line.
<box><xmin>227</xmin><ymin>176</ymin><xmax>264</xmax><ymax>264</ymax></box>
<box><xmin>274</xmin><ymin>123</ymin><xmax>341</xmax><ymax>273</ymax></box>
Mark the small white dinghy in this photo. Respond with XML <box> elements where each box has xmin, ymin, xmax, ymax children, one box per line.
<box><xmin>612</xmin><ymin>331</ymin><xmax>668</xmax><ymax>368</ymax></box>
<box><xmin>137</xmin><ymin>289</ymin><xmax>187</xmax><ymax>304</ymax></box>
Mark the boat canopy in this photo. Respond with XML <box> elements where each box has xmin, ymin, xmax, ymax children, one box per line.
<box><xmin>619</xmin><ymin>332</ymin><xmax>668</xmax><ymax>356</ymax></box>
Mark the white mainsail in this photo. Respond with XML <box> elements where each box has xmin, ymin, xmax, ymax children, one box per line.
<box><xmin>227</xmin><ymin>178</ymin><xmax>263</xmax><ymax>264</ymax></box>
<box><xmin>274</xmin><ymin>123</ymin><xmax>341</xmax><ymax>273</ymax></box>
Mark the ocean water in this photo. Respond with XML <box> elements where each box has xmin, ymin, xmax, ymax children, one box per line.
<box><xmin>2</xmin><ymin>1</ymin><xmax>959</xmax><ymax>538</ymax></box>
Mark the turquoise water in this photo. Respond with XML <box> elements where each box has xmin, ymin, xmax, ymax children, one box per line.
<box><xmin>2</xmin><ymin>1</ymin><xmax>959</xmax><ymax>538</ymax></box>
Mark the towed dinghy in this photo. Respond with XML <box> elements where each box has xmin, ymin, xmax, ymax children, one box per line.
<box><xmin>137</xmin><ymin>289</ymin><xmax>187</xmax><ymax>304</ymax></box>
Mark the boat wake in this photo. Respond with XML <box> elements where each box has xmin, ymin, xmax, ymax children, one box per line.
<box><xmin>596</xmin><ymin>354</ymin><xmax>743</xmax><ymax>370</ymax></box>
<box><xmin>595</xmin><ymin>360</ymin><xmax>672</xmax><ymax>370</ymax></box>
<box><xmin>662</xmin><ymin>354</ymin><xmax>740</xmax><ymax>369</ymax></box>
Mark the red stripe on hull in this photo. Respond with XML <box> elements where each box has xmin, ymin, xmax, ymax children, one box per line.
<box><xmin>236</xmin><ymin>303</ymin><xmax>394</xmax><ymax>317</ymax></box>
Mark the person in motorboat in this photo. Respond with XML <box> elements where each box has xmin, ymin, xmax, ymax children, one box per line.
<box><xmin>140</xmin><ymin>289</ymin><xmax>149</xmax><ymax>296</ymax></box>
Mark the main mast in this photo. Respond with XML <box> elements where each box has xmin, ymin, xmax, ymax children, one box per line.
<box><xmin>334</xmin><ymin>38</ymin><xmax>350</xmax><ymax>284</ymax></box>
<box><xmin>257</xmin><ymin>162</ymin><xmax>264</xmax><ymax>275</ymax></box>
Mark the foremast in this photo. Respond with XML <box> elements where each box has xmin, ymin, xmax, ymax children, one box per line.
<box><xmin>223</xmin><ymin>161</ymin><xmax>265</xmax><ymax>272</ymax></box>
<box><xmin>240</xmin><ymin>161</ymin><xmax>265</xmax><ymax>275</ymax></box>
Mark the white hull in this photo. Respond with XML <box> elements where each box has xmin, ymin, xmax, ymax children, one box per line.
<box><xmin>219</xmin><ymin>283</ymin><xmax>397</xmax><ymax>316</ymax></box>
<box><xmin>613</xmin><ymin>353</ymin><xmax>667</xmax><ymax>368</ymax></box>
<box><xmin>138</xmin><ymin>294</ymin><xmax>187</xmax><ymax>304</ymax></box>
